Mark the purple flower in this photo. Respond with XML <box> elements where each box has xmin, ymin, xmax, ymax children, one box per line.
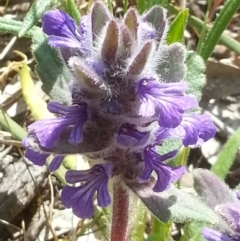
<box><xmin>48</xmin><ymin>155</ymin><xmax>65</xmax><ymax>172</ymax></box>
<box><xmin>216</xmin><ymin>203</ymin><xmax>240</xmax><ymax>233</ymax></box>
<box><xmin>140</xmin><ymin>147</ymin><xmax>185</xmax><ymax>192</ymax></box>
<box><xmin>136</xmin><ymin>78</ymin><xmax>197</xmax><ymax>128</ymax></box>
<box><xmin>202</xmin><ymin>228</ymin><xmax>233</xmax><ymax>241</ymax></box>
<box><xmin>24</xmin><ymin>1</ymin><xmax>217</xmax><ymax>220</ymax></box>
<box><xmin>28</xmin><ymin>102</ymin><xmax>88</xmax><ymax>148</ymax></box>
<box><xmin>61</xmin><ymin>164</ymin><xmax>113</xmax><ymax>218</ymax></box>
<box><xmin>117</xmin><ymin>124</ymin><xmax>150</xmax><ymax>148</ymax></box>
<box><xmin>155</xmin><ymin>114</ymin><xmax>217</xmax><ymax>146</ymax></box>
<box><xmin>25</xmin><ymin>147</ymin><xmax>49</xmax><ymax>166</ymax></box>
<box><xmin>42</xmin><ymin>10</ymin><xmax>91</xmax><ymax>56</ymax></box>
<box><xmin>24</xmin><ymin>146</ymin><xmax>64</xmax><ymax>172</ymax></box>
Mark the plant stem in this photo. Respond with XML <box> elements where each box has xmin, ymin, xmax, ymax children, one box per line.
<box><xmin>110</xmin><ymin>182</ymin><xmax>129</xmax><ymax>241</ymax></box>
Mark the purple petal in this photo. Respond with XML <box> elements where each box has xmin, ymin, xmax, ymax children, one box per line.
<box><xmin>201</xmin><ymin>227</ymin><xmax>232</xmax><ymax>241</ymax></box>
<box><xmin>48</xmin><ymin>155</ymin><xmax>65</xmax><ymax>172</ymax></box>
<box><xmin>216</xmin><ymin>203</ymin><xmax>240</xmax><ymax>232</ymax></box>
<box><xmin>47</xmin><ymin>101</ymin><xmax>70</xmax><ymax>114</ymax></box>
<box><xmin>236</xmin><ymin>191</ymin><xmax>240</xmax><ymax>200</ymax></box>
<box><xmin>48</xmin><ymin>36</ymin><xmax>81</xmax><ymax>49</ymax></box>
<box><xmin>136</xmin><ymin>78</ymin><xmax>197</xmax><ymax>128</ymax></box>
<box><xmin>117</xmin><ymin>124</ymin><xmax>150</xmax><ymax>148</ymax></box>
<box><xmin>42</xmin><ymin>10</ymin><xmax>92</xmax><ymax>56</ymax></box>
<box><xmin>140</xmin><ymin>148</ymin><xmax>184</xmax><ymax>192</ymax></box>
<box><xmin>66</xmin><ymin>169</ymin><xmax>95</xmax><ymax>183</ymax></box>
<box><xmin>42</xmin><ymin>9</ymin><xmax>77</xmax><ymax>38</ymax></box>
<box><xmin>138</xmin><ymin>22</ymin><xmax>156</xmax><ymax>40</ymax></box>
<box><xmin>62</xmin><ymin>185</ymin><xmax>95</xmax><ymax>218</ymax></box>
<box><xmin>29</xmin><ymin>103</ymin><xmax>88</xmax><ymax>148</ymax></box>
<box><xmin>168</xmin><ymin>114</ymin><xmax>216</xmax><ymax>146</ymax></box>
<box><xmin>61</xmin><ymin>164</ymin><xmax>113</xmax><ymax>218</ymax></box>
<box><xmin>25</xmin><ymin>148</ymin><xmax>49</xmax><ymax>166</ymax></box>
<box><xmin>29</xmin><ymin>119</ymin><xmax>70</xmax><ymax>148</ymax></box>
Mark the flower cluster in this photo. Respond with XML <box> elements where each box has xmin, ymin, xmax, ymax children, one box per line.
<box><xmin>23</xmin><ymin>1</ymin><xmax>216</xmax><ymax>218</ymax></box>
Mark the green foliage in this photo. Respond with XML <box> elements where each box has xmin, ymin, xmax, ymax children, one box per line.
<box><xmin>170</xmin><ymin>147</ymin><xmax>190</xmax><ymax>167</ymax></box>
<box><xmin>146</xmin><ymin>0</ymin><xmax>168</xmax><ymax>9</ymax></box>
<box><xmin>137</xmin><ymin>0</ymin><xmax>145</xmax><ymax>14</ymax></box>
<box><xmin>18</xmin><ymin>0</ymin><xmax>54</xmax><ymax>37</ymax></box>
<box><xmin>211</xmin><ymin>127</ymin><xmax>240</xmax><ymax>179</ymax></box>
<box><xmin>31</xmin><ymin>28</ymin><xmax>72</xmax><ymax>104</ymax></box>
<box><xmin>167</xmin><ymin>8</ymin><xmax>189</xmax><ymax>44</ymax></box>
<box><xmin>158</xmin><ymin>139</ymin><xmax>182</xmax><ymax>156</ymax></box>
<box><xmin>180</xmin><ymin>222</ymin><xmax>205</xmax><ymax>241</ymax></box>
<box><xmin>0</xmin><ymin>17</ymin><xmax>37</xmax><ymax>38</ymax></box>
<box><xmin>196</xmin><ymin>0</ymin><xmax>212</xmax><ymax>54</ymax></box>
<box><xmin>66</xmin><ymin>0</ymin><xmax>81</xmax><ymax>24</ymax></box>
<box><xmin>185</xmin><ymin>51</ymin><xmax>205</xmax><ymax>101</ymax></box>
<box><xmin>0</xmin><ymin>112</ymin><xmax>27</xmax><ymax>140</ymax></box>
<box><xmin>130</xmin><ymin>184</ymin><xmax>219</xmax><ymax>225</ymax></box>
<box><xmin>146</xmin><ymin>219</ymin><xmax>171</xmax><ymax>241</ymax></box>
<box><xmin>201</xmin><ymin>0</ymin><xmax>240</xmax><ymax>61</ymax></box>
<box><xmin>167</xmin><ymin>4</ymin><xmax>240</xmax><ymax>55</ymax></box>
<box><xmin>193</xmin><ymin>169</ymin><xmax>237</xmax><ymax>208</ymax></box>
<box><xmin>131</xmin><ymin>202</ymin><xmax>146</xmax><ymax>241</ymax></box>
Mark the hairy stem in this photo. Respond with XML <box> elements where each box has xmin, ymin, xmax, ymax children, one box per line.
<box><xmin>110</xmin><ymin>182</ymin><xmax>129</xmax><ymax>241</ymax></box>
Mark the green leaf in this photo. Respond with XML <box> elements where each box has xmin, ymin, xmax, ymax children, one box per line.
<box><xmin>180</xmin><ymin>222</ymin><xmax>205</xmax><ymax>241</ymax></box>
<box><xmin>196</xmin><ymin>0</ymin><xmax>212</xmax><ymax>54</ymax></box>
<box><xmin>137</xmin><ymin>0</ymin><xmax>146</xmax><ymax>14</ymax></box>
<box><xmin>146</xmin><ymin>0</ymin><xmax>168</xmax><ymax>9</ymax></box>
<box><xmin>170</xmin><ymin>147</ymin><xmax>190</xmax><ymax>167</ymax></box>
<box><xmin>185</xmin><ymin>51</ymin><xmax>205</xmax><ymax>101</ymax></box>
<box><xmin>155</xmin><ymin>43</ymin><xmax>186</xmax><ymax>83</ymax></box>
<box><xmin>166</xmin><ymin>4</ymin><xmax>240</xmax><ymax>56</ymax></box>
<box><xmin>193</xmin><ymin>169</ymin><xmax>237</xmax><ymax>208</ymax></box>
<box><xmin>146</xmin><ymin>219</ymin><xmax>171</xmax><ymax>241</ymax></box>
<box><xmin>0</xmin><ymin>17</ymin><xmax>37</xmax><ymax>38</ymax></box>
<box><xmin>157</xmin><ymin>139</ymin><xmax>182</xmax><ymax>156</ymax></box>
<box><xmin>32</xmin><ymin>28</ymin><xmax>72</xmax><ymax>104</ymax></box>
<box><xmin>0</xmin><ymin>111</ymin><xmax>27</xmax><ymax>141</ymax></box>
<box><xmin>66</xmin><ymin>0</ymin><xmax>81</xmax><ymax>24</ymax></box>
<box><xmin>167</xmin><ymin>8</ymin><xmax>188</xmax><ymax>44</ymax></box>
<box><xmin>211</xmin><ymin>126</ymin><xmax>240</xmax><ymax>179</ymax></box>
<box><xmin>131</xmin><ymin>201</ymin><xmax>146</xmax><ymax>241</ymax></box>
<box><xmin>18</xmin><ymin>0</ymin><xmax>54</xmax><ymax>37</ymax></box>
<box><xmin>201</xmin><ymin>0</ymin><xmax>240</xmax><ymax>61</ymax></box>
<box><xmin>128</xmin><ymin>181</ymin><xmax>219</xmax><ymax>225</ymax></box>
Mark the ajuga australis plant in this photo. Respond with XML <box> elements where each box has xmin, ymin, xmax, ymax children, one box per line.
<box><xmin>23</xmin><ymin>1</ymin><xmax>216</xmax><ymax>240</ymax></box>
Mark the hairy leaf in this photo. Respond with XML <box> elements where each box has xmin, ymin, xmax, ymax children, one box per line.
<box><xmin>193</xmin><ymin>169</ymin><xmax>237</xmax><ymax>209</ymax></box>
<box><xmin>127</xmin><ymin>179</ymin><xmax>219</xmax><ymax>224</ymax></box>
<box><xmin>156</xmin><ymin>43</ymin><xmax>186</xmax><ymax>83</ymax></box>
<box><xmin>185</xmin><ymin>51</ymin><xmax>205</xmax><ymax>100</ymax></box>
<box><xmin>32</xmin><ymin>29</ymin><xmax>72</xmax><ymax>104</ymax></box>
<box><xmin>19</xmin><ymin>0</ymin><xmax>54</xmax><ymax>37</ymax></box>
<box><xmin>91</xmin><ymin>0</ymin><xmax>111</xmax><ymax>43</ymax></box>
